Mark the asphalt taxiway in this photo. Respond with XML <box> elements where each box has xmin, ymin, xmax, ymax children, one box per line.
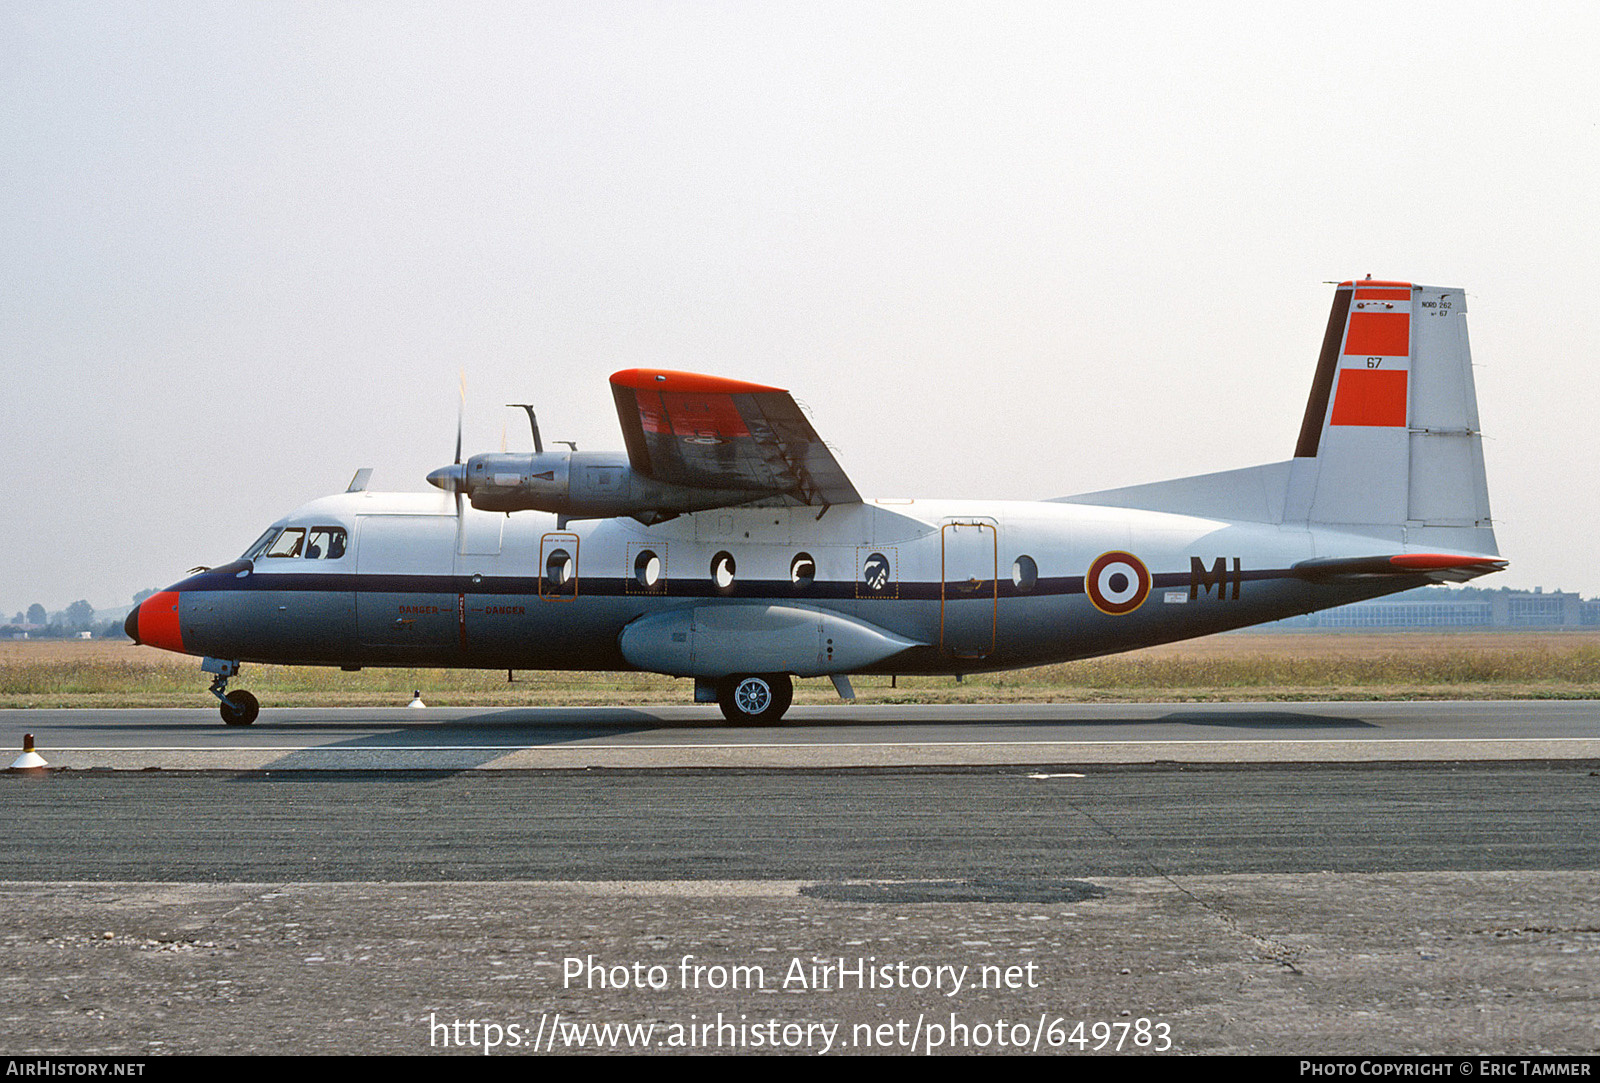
<box><xmin>6</xmin><ymin>761</ymin><xmax>1599</xmax><ymax>880</ymax></box>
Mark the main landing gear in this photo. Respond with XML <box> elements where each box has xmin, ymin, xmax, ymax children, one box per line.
<box><xmin>203</xmin><ymin>657</ymin><xmax>259</xmax><ymax>726</ymax></box>
<box><xmin>716</xmin><ymin>673</ymin><xmax>793</xmax><ymax>726</ymax></box>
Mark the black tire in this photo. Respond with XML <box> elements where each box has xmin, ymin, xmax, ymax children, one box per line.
<box><xmin>220</xmin><ymin>690</ymin><xmax>260</xmax><ymax>727</ymax></box>
<box><xmin>717</xmin><ymin>673</ymin><xmax>793</xmax><ymax>726</ymax></box>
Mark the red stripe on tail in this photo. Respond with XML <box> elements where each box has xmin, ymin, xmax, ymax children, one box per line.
<box><xmin>1330</xmin><ymin>368</ymin><xmax>1408</xmax><ymax>426</ymax></box>
<box><xmin>1344</xmin><ymin>312</ymin><xmax>1411</xmax><ymax>356</ymax></box>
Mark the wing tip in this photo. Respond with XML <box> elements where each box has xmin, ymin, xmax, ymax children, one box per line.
<box><xmin>609</xmin><ymin>369</ymin><xmax>786</xmax><ymax>395</ymax></box>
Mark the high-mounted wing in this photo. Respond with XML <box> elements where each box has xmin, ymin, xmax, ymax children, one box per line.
<box><xmin>610</xmin><ymin>369</ymin><xmax>861</xmax><ymax>507</ymax></box>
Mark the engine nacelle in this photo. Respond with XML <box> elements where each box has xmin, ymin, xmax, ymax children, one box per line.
<box><xmin>457</xmin><ymin>451</ymin><xmax>763</xmax><ymax>523</ymax></box>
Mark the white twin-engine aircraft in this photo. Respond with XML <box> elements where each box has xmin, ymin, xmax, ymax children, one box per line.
<box><xmin>128</xmin><ymin>279</ymin><xmax>1504</xmax><ymax>726</ymax></box>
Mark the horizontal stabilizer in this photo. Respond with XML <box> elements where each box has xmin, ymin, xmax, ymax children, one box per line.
<box><xmin>1291</xmin><ymin>553</ymin><xmax>1507</xmax><ymax>583</ymax></box>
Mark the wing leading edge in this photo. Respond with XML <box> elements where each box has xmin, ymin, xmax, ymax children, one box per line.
<box><xmin>610</xmin><ymin>369</ymin><xmax>861</xmax><ymax>508</ymax></box>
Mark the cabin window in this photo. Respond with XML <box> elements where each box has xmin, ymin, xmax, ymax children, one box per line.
<box><xmin>264</xmin><ymin>528</ymin><xmax>305</xmax><ymax>558</ymax></box>
<box><xmin>545</xmin><ymin>548</ymin><xmax>574</xmax><ymax>593</ymax></box>
<box><xmin>305</xmin><ymin>527</ymin><xmax>347</xmax><ymax>560</ymax></box>
<box><xmin>634</xmin><ymin>549</ymin><xmax>662</xmax><ymax>589</ymax></box>
<box><xmin>790</xmin><ymin>552</ymin><xmax>815</xmax><ymax>590</ymax></box>
<box><xmin>1012</xmin><ymin>555</ymin><xmax>1038</xmax><ymax>592</ymax></box>
<box><xmin>711</xmin><ymin>551</ymin><xmax>736</xmax><ymax>592</ymax></box>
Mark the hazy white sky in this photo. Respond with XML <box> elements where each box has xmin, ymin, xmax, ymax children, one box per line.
<box><xmin>3</xmin><ymin>1</ymin><xmax>1597</xmax><ymax>615</ymax></box>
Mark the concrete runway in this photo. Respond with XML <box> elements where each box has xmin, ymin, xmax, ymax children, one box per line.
<box><xmin>4</xmin><ymin>701</ymin><xmax>1598</xmax><ymax>1056</ymax></box>
<box><xmin>6</xmin><ymin>699</ymin><xmax>1600</xmax><ymax>769</ymax></box>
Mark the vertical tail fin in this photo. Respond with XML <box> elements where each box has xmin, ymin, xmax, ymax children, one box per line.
<box><xmin>1056</xmin><ymin>277</ymin><xmax>1498</xmax><ymax>556</ymax></box>
<box><xmin>1285</xmin><ymin>279</ymin><xmax>1497</xmax><ymax>555</ymax></box>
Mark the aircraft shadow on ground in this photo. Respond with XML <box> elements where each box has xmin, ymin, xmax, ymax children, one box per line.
<box><xmin>87</xmin><ymin>704</ymin><xmax>1380</xmax><ymax>741</ymax></box>
<box><xmin>17</xmin><ymin>704</ymin><xmax>1380</xmax><ymax>775</ymax></box>
<box><xmin>1152</xmin><ymin>709</ymin><xmax>1378</xmax><ymax>731</ymax></box>
<box><xmin>250</xmin><ymin>707</ymin><xmax>678</xmax><ymax>770</ymax></box>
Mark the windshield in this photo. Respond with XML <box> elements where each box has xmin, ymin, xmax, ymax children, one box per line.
<box><xmin>243</xmin><ymin>524</ymin><xmax>350</xmax><ymax>561</ymax></box>
<box><xmin>241</xmin><ymin>527</ymin><xmax>281</xmax><ymax>561</ymax></box>
<box><xmin>245</xmin><ymin>525</ymin><xmax>349</xmax><ymax>561</ymax></box>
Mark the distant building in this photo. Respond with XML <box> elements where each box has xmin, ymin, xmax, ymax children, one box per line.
<box><xmin>1266</xmin><ymin>587</ymin><xmax>1596</xmax><ymax>630</ymax></box>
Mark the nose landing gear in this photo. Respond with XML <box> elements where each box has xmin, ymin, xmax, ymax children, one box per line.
<box><xmin>203</xmin><ymin>657</ymin><xmax>259</xmax><ymax>726</ymax></box>
<box><xmin>219</xmin><ymin>690</ymin><xmax>259</xmax><ymax>726</ymax></box>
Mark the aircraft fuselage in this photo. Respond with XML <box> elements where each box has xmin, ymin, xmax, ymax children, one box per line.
<box><xmin>136</xmin><ymin>491</ymin><xmax>1425</xmax><ymax>677</ymax></box>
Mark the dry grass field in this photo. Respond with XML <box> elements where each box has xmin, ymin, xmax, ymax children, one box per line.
<box><xmin>2</xmin><ymin>630</ymin><xmax>1597</xmax><ymax>708</ymax></box>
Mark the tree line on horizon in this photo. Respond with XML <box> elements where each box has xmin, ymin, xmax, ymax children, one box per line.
<box><xmin>2</xmin><ymin>589</ymin><xmax>159</xmax><ymax>640</ymax></box>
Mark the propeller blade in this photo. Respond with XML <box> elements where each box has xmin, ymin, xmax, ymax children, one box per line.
<box><xmin>429</xmin><ymin>372</ymin><xmax>472</xmax><ymax>522</ymax></box>
<box><xmin>454</xmin><ymin>371</ymin><xmax>466</xmax><ymax>554</ymax></box>
<box><xmin>454</xmin><ymin>485</ymin><xmax>464</xmax><ymax>556</ymax></box>
<box><xmin>455</xmin><ymin>370</ymin><xmax>466</xmax><ymax>465</ymax></box>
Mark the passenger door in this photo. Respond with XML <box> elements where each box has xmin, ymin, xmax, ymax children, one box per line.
<box><xmin>939</xmin><ymin>519</ymin><xmax>997</xmax><ymax>657</ymax></box>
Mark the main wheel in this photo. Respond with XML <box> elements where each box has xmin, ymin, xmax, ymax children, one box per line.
<box><xmin>716</xmin><ymin>673</ymin><xmax>793</xmax><ymax>726</ymax></box>
<box><xmin>220</xmin><ymin>689</ymin><xmax>260</xmax><ymax>727</ymax></box>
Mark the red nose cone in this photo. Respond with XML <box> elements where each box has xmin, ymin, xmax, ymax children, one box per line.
<box><xmin>134</xmin><ymin>591</ymin><xmax>185</xmax><ymax>654</ymax></box>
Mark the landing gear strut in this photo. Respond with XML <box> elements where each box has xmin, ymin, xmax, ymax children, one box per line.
<box><xmin>716</xmin><ymin>673</ymin><xmax>793</xmax><ymax>726</ymax></box>
<box><xmin>203</xmin><ymin>657</ymin><xmax>259</xmax><ymax>726</ymax></box>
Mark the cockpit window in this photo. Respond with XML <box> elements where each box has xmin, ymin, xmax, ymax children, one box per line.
<box><xmin>242</xmin><ymin>527</ymin><xmax>281</xmax><ymax>561</ymax></box>
<box><xmin>250</xmin><ymin>525</ymin><xmax>348</xmax><ymax>560</ymax></box>
<box><xmin>306</xmin><ymin>527</ymin><xmax>347</xmax><ymax>560</ymax></box>
<box><xmin>264</xmin><ymin>528</ymin><xmax>305</xmax><ymax>558</ymax></box>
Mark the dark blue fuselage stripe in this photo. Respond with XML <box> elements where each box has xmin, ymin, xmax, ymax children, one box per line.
<box><xmin>170</xmin><ymin>563</ymin><xmax>1305</xmax><ymax>601</ymax></box>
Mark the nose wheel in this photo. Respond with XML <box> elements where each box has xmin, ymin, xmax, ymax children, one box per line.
<box><xmin>716</xmin><ymin>673</ymin><xmax>793</xmax><ymax>726</ymax></box>
<box><xmin>203</xmin><ymin>657</ymin><xmax>259</xmax><ymax>726</ymax></box>
<box><xmin>219</xmin><ymin>690</ymin><xmax>260</xmax><ymax>727</ymax></box>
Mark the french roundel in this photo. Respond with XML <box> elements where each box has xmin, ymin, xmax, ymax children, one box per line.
<box><xmin>1085</xmin><ymin>551</ymin><xmax>1151</xmax><ymax>616</ymax></box>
